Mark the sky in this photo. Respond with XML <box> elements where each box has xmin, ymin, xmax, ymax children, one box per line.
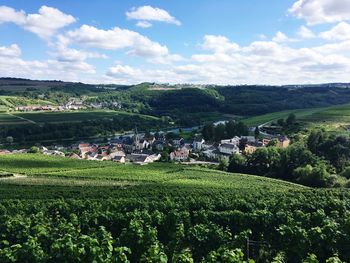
<box><xmin>1</xmin><ymin>0</ymin><xmax>350</xmax><ymax>85</ymax></box>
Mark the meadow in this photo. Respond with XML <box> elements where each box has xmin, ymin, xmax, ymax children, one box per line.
<box><xmin>0</xmin><ymin>154</ymin><xmax>349</xmax><ymax>262</ymax></box>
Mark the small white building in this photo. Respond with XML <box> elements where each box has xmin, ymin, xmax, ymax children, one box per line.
<box><xmin>170</xmin><ymin>148</ymin><xmax>189</xmax><ymax>161</ymax></box>
<box><xmin>221</xmin><ymin>136</ymin><xmax>240</xmax><ymax>146</ymax></box>
<box><xmin>219</xmin><ymin>143</ymin><xmax>239</xmax><ymax>155</ymax></box>
<box><xmin>113</xmin><ymin>156</ymin><xmax>125</xmax><ymax>163</ymax></box>
<box><xmin>193</xmin><ymin>137</ymin><xmax>205</xmax><ymax>151</ymax></box>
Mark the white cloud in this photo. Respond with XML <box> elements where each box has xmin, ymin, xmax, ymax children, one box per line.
<box><xmin>272</xmin><ymin>31</ymin><xmax>289</xmax><ymax>43</ymax></box>
<box><xmin>136</xmin><ymin>21</ymin><xmax>152</xmax><ymax>28</ymax></box>
<box><xmin>106</xmin><ymin>64</ymin><xmax>178</xmax><ymax>84</ymax></box>
<box><xmin>54</xmin><ymin>47</ymin><xmax>107</xmax><ymax>62</ymax></box>
<box><xmin>105</xmin><ymin>35</ymin><xmax>350</xmax><ymax>85</ymax></box>
<box><xmin>0</xmin><ymin>6</ymin><xmax>26</xmax><ymax>24</ymax></box>
<box><xmin>0</xmin><ymin>44</ymin><xmax>21</xmax><ymax>57</ymax></box>
<box><xmin>289</xmin><ymin>0</ymin><xmax>350</xmax><ymax>25</ymax></box>
<box><xmin>0</xmin><ymin>46</ymin><xmax>96</xmax><ymax>82</ymax></box>
<box><xmin>0</xmin><ymin>5</ymin><xmax>76</xmax><ymax>39</ymax></box>
<box><xmin>298</xmin><ymin>26</ymin><xmax>316</xmax><ymax>39</ymax></box>
<box><xmin>64</xmin><ymin>24</ymin><xmax>182</xmax><ymax>64</ymax></box>
<box><xmin>126</xmin><ymin>6</ymin><xmax>181</xmax><ymax>27</ymax></box>
<box><xmin>66</xmin><ymin>25</ymin><xmax>168</xmax><ymax>57</ymax></box>
<box><xmin>201</xmin><ymin>35</ymin><xmax>239</xmax><ymax>53</ymax></box>
<box><xmin>319</xmin><ymin>22</ymin><xmax>350</xmax><ymax>41</ymax></box>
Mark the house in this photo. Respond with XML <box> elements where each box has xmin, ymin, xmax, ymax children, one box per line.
<box><xmin>172</xmin><ymin>137</ymin><xmax>184</xmax><ymax>147</ymax></box>
<box><xmin>170</xmin><ymin>148</ymin><xmax>189</xmax><ymax>161</ymax></box>
<box><xmin>144</xmin><ymin>135</ymin><xmax>156</xmax><ymax>146</ymax></box>
<box><xmin>109</xmin><ymin>150</ymin><xmax>126</xmax><ymax>159</ymax></box>
<box><xmin>69</xmin><ymin>153</ymin><xmax>81</xmax><ymax>159</ymax></box>
<box><xmin>127</xmin><ymin>153</ymin><xmax>160</xmax><ymax>165</ymax></box>
<box><xmin>0</xmin><ymin>149</ymin><xmax>11</xmax><ymax>155</ymax></box>
<box><xmin>95</xmin><ymin>153</ymin><xmax>111</xmax><ymax>161</ymax></box>
<box><xmin>277</xmin><ymin>136</ymin><xmax>290</xmax><ymax>148</ymax></box>
<box><xmin>113</xmin><ymin>156</ymin><xmax>125</xmax><ymax>163</ymax></box>
<box><xmin>43</xmin><ymin>150</ymin><xmax>65</xmax><ymax>156</ymax></box>
<box><xmin>203</xmin><ymin>147</ymin><xmax>220</xmax><ymax>160</ymax></box>
<box><xmin>221</xmin><ymin>136</ymin><xmax>240</xmax><ymax>146</ymax></box>
<box><xmin>219</xmin><ymin>143</ymin><xmax>239</xmax><ymax>155</ymax></box>
<box><xmin>193</xmin><ymin>136</ymin><xmax>205</xmax><ymax>151</ymax></box>
<box><xmin>153</xmin><ymin>140</ymin><xmax>165</xmax><ymax>151</ymax></box>
<box><xmin>244</xmin><ymin>144</ymin><xmax>257</xmax><ymax>154</ymax></box>
<box><xmin>241</xmin><ymin>136</ymin><xmax>256</xmax><ymax>143</ymax></box>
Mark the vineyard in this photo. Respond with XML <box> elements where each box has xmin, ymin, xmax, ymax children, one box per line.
<box><xmin>0</xmin><ymin>154</ymin><xmax>349</xmax><ymax>262</ymax></box>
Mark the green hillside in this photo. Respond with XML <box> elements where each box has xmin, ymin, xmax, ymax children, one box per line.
<box><xmin>13</xmin><ymin>110</ymin><xmax>159</xmax><ymax>124</ymax></box>
<box><xmin>0</xmin><ymin>154</ymin><xmax>349</xmax><ymax>262</ymax></box>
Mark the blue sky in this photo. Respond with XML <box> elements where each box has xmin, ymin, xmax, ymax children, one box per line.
<box><xmin>0</xmin><ymin>0</ymin><xmax>350</xmax><ymax>84</ymax></box>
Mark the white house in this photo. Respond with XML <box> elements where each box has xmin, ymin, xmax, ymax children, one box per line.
<box><xmin>219</xmin><ymin>143</ymin><xmax>239</xmax><ymax>155</ymax></box>
<box><xmin>193</xmin><ymin>137</ymin><xmax>205</xmax><ymax>151</ymax></box>
<box><xmin>221</xmin><ymin>136</ymin><xmax>240</xmax><ymax>146</ymax></box>
<box><xmin>170</xmin><ymin>148</ymin><xmax>189</xmax><ymax>161</ymax></box>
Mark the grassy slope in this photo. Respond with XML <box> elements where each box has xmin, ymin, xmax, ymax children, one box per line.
<box><xmin>242</xmin><ymin>108</ymin><xmax>324</xmax><ymax>126</ymax></box>
<box><xmin>0</xmin><ymin>96</ymin><xmax>56</xmax><ymax>107</ymax></box>
<box><xmin>0</xmin><ymin>110</ymin><xmax>159</xmax><ymax>125</ymax></box>
<box><xmin>241</xmin><ymin>103</ymin><xmax>350</xmax><ymax>134</ymax></box>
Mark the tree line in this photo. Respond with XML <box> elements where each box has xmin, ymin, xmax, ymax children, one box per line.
<box><xmin>226</xmin><ymin>129</ymin><xmax>350</xmax><ymax>187</ymax></box>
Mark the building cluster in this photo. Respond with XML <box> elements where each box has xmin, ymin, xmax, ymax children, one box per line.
<box><xmin>74</xmin><ymin>130</ymin><xmax>162</xmax><ymax>165</ymax></box>
<box><xmin>15</xmin><ymin>98</ymin><xmax>86</xmax><ymax>112</ymax></box>
<box><xmin>0</xmin><ymin>127</ymin><xmax>290</xmax><ymax>165</ymax></box>
<box><xmin>196</xmin><ymin>135</ymin><xmax>290</xmax><ymax>161</ymax></box>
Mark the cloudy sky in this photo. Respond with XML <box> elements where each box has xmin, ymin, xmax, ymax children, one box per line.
<box><xmin>1</xmin><ymin>0</ymin><xmax>350</xmax><ymax>85</ymax></box>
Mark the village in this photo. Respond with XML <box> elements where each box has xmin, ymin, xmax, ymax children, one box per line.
<box><xmin>14</xmin><ymin>97</ymin><xmax>121</xmax><ymax>112</ymax></box>
<box><xmin>0</xmin><ymin>125</ymin><xmax>290</xmax><ymax>165</ymax></box>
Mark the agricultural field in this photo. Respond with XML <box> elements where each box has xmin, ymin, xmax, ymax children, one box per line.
<box><xmin>11</xmin><ymin>110</ymin><xmax>159</xmax><ymax>124</ymax></box>
<box><xmin>0</xmin><ymin>113</ymin><xmax>30</xmax><ymax>125</ymax></box>
<box><xmin>0</xmin><ymin>154</ymin><xmax>349</xmax><ymax>262</ymax></box>
<box><xmin>242</xmin><ymin>103</ymin><xmax>350</xmax><ymax>134</ymax></box>
<box><xmin>0</xmin><ymin>96</ymin><xmax>56</xmax><ymax>107</ymax></box>
<box><xmin>299</xmin><ymin>103</ymin><xmax>350</xmax><ymax>124</ymax></box>
<box><xmin>241</xmin><ymin>108</ymin><xmax>324</xmax><ymax>127</ymax></box>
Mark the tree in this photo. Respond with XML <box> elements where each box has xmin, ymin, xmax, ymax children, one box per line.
<box><xmin>307</xmin><ymin>129</ymin><xmax>327</xmax><ymax>154</ymax></box>
<box><xmin>202</xmin><ymin>124</ymin><xmax>215</xmax><ymax>141</ymax></box>
<box><xmin>303</xmin><ymin>254</ymin><xmax>319</xmax><ymax>263</ymax></box>
<box><xmin>218</xmin><ymin>158</ymin><xmax>229</xmax><ymax>171</ymax></box>
<box><xmin>28</xmin><ymin>146</ymin><xmax>40</xmax><ymax>154</ymax></box>
<box><xmin>228</xmin><ymin>153</ymin><xmax>246</xmax><ymax>173</ymax></box>
<box><xmin>5</xmin><ymin>136</ymin><xmax>13</xmax><ymax>144</ymax></box>
<box><xmin>267</xmin><ymin>139</ymin><xmax>278</xmax><ymax>147</ymax></box>
<box><xmin>293</xmin><ymin>163</ymin><xmax>336</xmax><ymax>187</ymax></box>
<box><xmin>286</xmin><ymin>113</ymin><xmax>296</xmax><ymax>126</ymax></box>
<box><xmin>277</xmin><ymin>119</ymin><xmax>285</xmax><ymax>127</ymax></box>
<box><xmin>254</xmin><ymin>126</ymin><xmax>260</xmax><ymax>139</ymax></box>
<box><xmin>214</xmin><ymin>124</ymin><xmax>226</xmax><ymax>142</ymax></box>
